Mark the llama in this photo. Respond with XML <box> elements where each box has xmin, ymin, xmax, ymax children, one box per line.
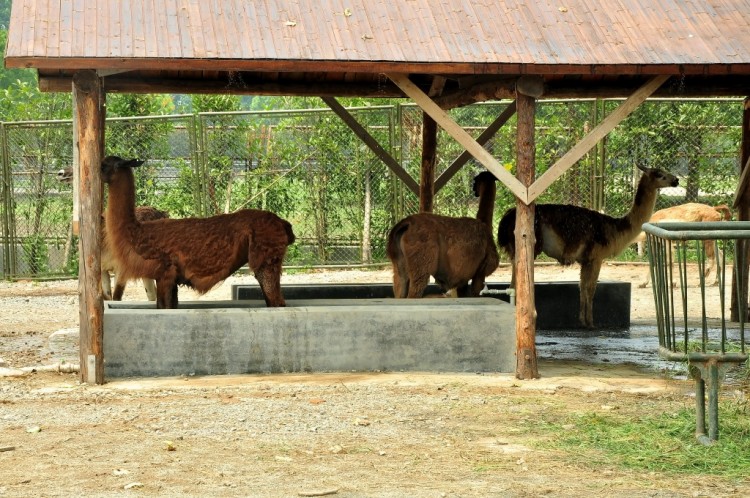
<box><xmin>634</xmin><ymin>203</ymin><xmax>732</xmax><ymax>288</ymax></box>
<box><xmin>497</xmin><ymin>165</ymin><xmax>679</xmax><ymax>328</ymax></box>
<box><xmin>387</xmin><ymin>171</ymin><xmax>499</xmax><ymax>298</ymax></box>
<box><xmin>101</xmin><ymin>156</ymin><xmax>295</xmax><ymax>309</ymax></box>
<box><xmin>57</xmin><ymin>167</ymin><xmax>170</xmax><ymax>301</ymax></box>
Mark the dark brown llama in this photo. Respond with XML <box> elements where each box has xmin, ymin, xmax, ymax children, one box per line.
<box><xmin>497</xmin><ymin>165</ymin><xmax>679</xmax><ymax>328</ymax></box>
<box><xmin>57</xmin><ymin>167</ymin><xmax>170</xmax><ymax>301</ymax></box>
<box><xmin>387</xmin><ymin>171</ymin><xmax>499</xmax><ymax>298</ymax></box>
<box><xmin>101</xmin><ymin>156</ymin><xmax>295</xmax><ymax>309</ymax></box>
<box><xmin>634</xmin><ymin>202</ymin><xmax>732</xmax><ymax>288</ymax></box>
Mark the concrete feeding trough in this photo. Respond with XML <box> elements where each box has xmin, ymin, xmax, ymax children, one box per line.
<box><xmin>233</xmin><ymin>280</ymin><xmax>631</xmax><ymax>330</ymax></box>
<box><xmin>103</xmin><ymin>297</ymin><xmax>515</xmax><ymax>378</ymax></box>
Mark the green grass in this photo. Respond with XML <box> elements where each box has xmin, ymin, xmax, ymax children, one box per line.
<box><xmin>537</xmin><ymin>400</ymin><xmax>750</xmax><ymax>480</ymax></box>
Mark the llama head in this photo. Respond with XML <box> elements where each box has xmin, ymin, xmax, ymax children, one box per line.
<box><xmin>636</xmin><ymin>164</ymin><xmax>679</xmax><ymax>189</ymax></box>
<box><xmin>472</xmin><ymin>171</ymin><xmax>498</xmax><ymax>197</ymax></box>
<box><xmin>101</xmin><ymin>156</ymin><xmax>145</xmax><ymax>183</ymax></box>
<box><xmin>57</xmin><ymin>167</ymin><xmax>73</xmax><ymax>184</ymax></box>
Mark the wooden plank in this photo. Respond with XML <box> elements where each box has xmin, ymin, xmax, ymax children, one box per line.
<box><xmin>321</xmin><ymin>96</ymin><xmax>419</xmax><ymax>196</ymax></box>
<box><xmin>59</xmin><ymin>0</ymin><xmax>73</xmax><ymax>56</ymax></box>
<box><xmin>435</xmin><ymin>100</ymin><xmax>516</xmax><ymax>192</ymax></box>
<box><xmin>71</xmin><ymin>0</ymin><xmax>85</xmax><ymax>57</ymax></box>
<box><xmin>526</xmin><ymin>75</ymin><xmax>669</xmax><ymax>203</ymax></box>
<box><xmin>46</xmin><ymin>0</ymin><xmax>61</xmax><ymax>57</ymax></box>
<box><xmin>514</xmin><ymin>93</ymin><xmax>539</xmax><ymax>380</ymax></box>
<box><xmin>387</xmin><ymin>72</ymin><xmax>528</xmax><ymax>203</ymax></box>
<box><xmin>73</xmin><ymin>70</ymin><xmax>105</xmax><ymax>385</ymax></box>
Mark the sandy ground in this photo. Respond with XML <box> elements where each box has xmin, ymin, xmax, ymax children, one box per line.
<box><xmin>0</xmin><ymin>263</ymin><xmax>748</xmax><ymax>497</ymax></box>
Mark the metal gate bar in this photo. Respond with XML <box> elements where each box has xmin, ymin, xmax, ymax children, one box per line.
<box><xmin>643</xmin><ymin>221</ymin><xmax>749</xmax><ymax>445</ymax></box>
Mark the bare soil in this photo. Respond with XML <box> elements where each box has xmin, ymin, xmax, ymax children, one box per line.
<box><xmin>0</xmin><ymin>263</ymin><xmax>748</xmax><ymax>497</ymax></box>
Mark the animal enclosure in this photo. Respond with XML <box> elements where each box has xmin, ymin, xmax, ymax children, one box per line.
<box><xmin>0</xmin><ymin>99</ymin><xmax>742</xmax><ymax>279</ymax></box>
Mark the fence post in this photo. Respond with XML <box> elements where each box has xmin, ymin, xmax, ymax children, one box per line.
<box><xmin>0</xmin><ymin>122</ymin><xmax>11</xmax><ymax>279</ymax></box>
<box><xmin>73</xmin><ymin>70</ymin><xmax>105</xmax><ymax>385</ymax></box>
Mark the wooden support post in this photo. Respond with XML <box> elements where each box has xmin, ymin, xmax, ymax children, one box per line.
<box><xmin>386</xmin><ymin>73</ymin><xmax>528</xmax><ymax>202</ymax></box>
<box><xmin>731</xmin><ymin>97</ymin><xmax>750</xmax><ymax>322</ymax></box>
<box><xmin>515</xmin><ymin>92</ymin><xmax>539</xmax><ymax>380</ymax></box>
<box><xmin>420</xmin><ymin>113</ymin><xmax>437</xmax><ymax>212</ymax></box>
<box><xmin>73</xmin><ymin>70</ymin><xmax>105</xmax><ymax>384</ymax></box>
<box><xmin>435</xmin><ymin>101</ymin><xmax>517</xmax><ymax>193</ymax></box>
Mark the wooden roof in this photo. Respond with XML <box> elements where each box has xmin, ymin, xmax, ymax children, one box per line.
<box><xmin>5</xmin><ymin>0</ymin><xmax>750</xmax><ymax>103</ymax></box>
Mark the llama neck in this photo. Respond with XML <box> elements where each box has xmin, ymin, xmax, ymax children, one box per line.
<box><xmin>105</xmin><ymin>168</ymin><xmax>140</xmax><ymax>235</ymax></box>
<box><xmin>476</xmin><ymin>181</ymin><xmax>497</xmax><ymax>226</ymax></box>
<box><xmin>623</xmin><ymin>178</ymin><xmax>658</xmax><ymax>236</ymax></box>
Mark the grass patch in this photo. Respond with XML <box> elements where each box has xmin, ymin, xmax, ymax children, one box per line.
<box><xmin>539</xmin><ymin>399</ymin><xmax>750</xmax><ymax>480</ymax></box>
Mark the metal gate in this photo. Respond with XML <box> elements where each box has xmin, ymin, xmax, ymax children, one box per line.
<box><xmin>643</xmin><ymin>221</ymin><xmax>749</xmax><ymax>444</ymax></box>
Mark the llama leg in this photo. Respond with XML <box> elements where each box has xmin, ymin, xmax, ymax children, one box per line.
<box><xmin>406</xmin><ymin>272</ymin><xmax>430</xmax><ymax>298</ymax></box>
<box><xmin>101</xmin><ymin>271</ymin><xmax>113</xmax><ymax>300</ymax></box>
<box><xmin>456</xmin><ymin>283</ymin><xmax>472</xmax><ymax>297</ymax></box>
<box><xmin>392</xmin><ymin>262</ymin><xmax>409</xmax><ymax>298</ymax></box>
<box><xmin>254</xmin><ymin>263</ymin><xmax>285</xmax><ymax>307</ymax></box>
<box><xmin>579</xmin><ymin>260</ymin><xmax>602</xmax><ymax>328</ymax></box>
<box><xmin>713</xmin><ymin>243</ymin><xmax>723</xmax><ymax>286</ymax></box>
<box><xmin>170</xmin><ymin>284</ymin><xmax>179</xmax><ymax>308</ymax></box>
<box><xmin>143</xmin><ymin>279</ymin><xmax>157</xmax><ymax>300</ymax></box>
<box><xmin>468</xmin><ymin>272</ymin><xmax>487</xmax><ymax>297</ymax></box>
<box><xmin>704</xmin><ymin>240</ymin><xmax>720</xmax><ymax>286</ymax></box>
<box><xmin>638</xmin><ymin>268</ymin><xmax>652</xmax><ymax>288</ymax></box>
<box><xmin>112</xmin><ymin>279</ymin><xmax>126</xmax><ymax>301</ymax></box>
<box><xmin>155</xmin><ymin>282</ymin><xmax>169</xmax><ymax>309</ymax></box>
<box><xmin>156</xmin><ymin>269</ymin><xmax>179</xmax><ymax>309</ymax></box>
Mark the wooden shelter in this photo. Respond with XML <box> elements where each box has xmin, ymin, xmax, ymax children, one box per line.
<box><xmin>5</xmin><ymin>0</ymin><xmax>750</xmax><ymax>383</ymax></box>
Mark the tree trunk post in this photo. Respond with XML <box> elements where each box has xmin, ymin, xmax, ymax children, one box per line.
<box><xmin>731</xmin><ymin>97</ymin><xmax>750</xmax><ymax>322</ymax></box>
<box><xmin>515</xmin><ymin>92</ymin><xmax>540</xmax><ymax>379</ymax></box>
<box><xmin>73</xmin><ymin>70</ymin><xmax>105</xmax><ymax>384</ymax></box>
<box><xmin>419</xmin><ymin>113</ymin><xmax>437</xmax><ymax>213</ymax></box>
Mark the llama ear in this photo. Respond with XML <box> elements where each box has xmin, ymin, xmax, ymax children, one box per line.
<box><xmin>636</xmin><ymin>163</ymin><xmax>648</xmax><ymax>172</ymax></box>
<box><xmin>127</xmin><ymin>159</ymin><xmax>145</xmax><ymax>168</ymax></box>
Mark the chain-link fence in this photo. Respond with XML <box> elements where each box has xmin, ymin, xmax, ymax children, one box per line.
<box><xmin>0</xmin><ymin>99</ymin><xmax>743</xmax><ymax>279</ymax></box>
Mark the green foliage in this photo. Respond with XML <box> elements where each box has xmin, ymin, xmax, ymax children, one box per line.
<box><xmin>0</xmin><ymin>31</ymin><xmax>36</xmax><ymax>89</ymax></box>
<box><xmin>21</xmin><ymin>235</ymin><xmax>49</xmax><ymax>275</ymax></box>
<box><xmin>107</xmin><ymin>93</ymin><xmax>175</xmax><ymax>117</ymax></box>
<box><xmin>192</xmin><ymin>94</ymin><xmax>242</xmax><ymax>113</ymax></box>
<box><xmin>542</xmin><ymin>400</ymin><xmax>750</xmax><ymax>479</ymax></box>
<box><xmin>0</xmin><ymin>0</ymin><xmax>10</xmax><ymax>28</ymax></box>
<box><xmin>152</xmin><ymin>159</ymin><xmax>202</xmax><ymax>218</ymax></box>
<box><xmin>0</xmin><ymin>79</ymin><xmax>72</xmax><ymax>121</ymax></box>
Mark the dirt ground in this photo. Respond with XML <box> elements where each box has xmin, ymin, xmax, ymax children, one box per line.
<box><xmin>1</xmin><ymin>263</ymin><xmax>748</xmax><ymax>497</ymax></box>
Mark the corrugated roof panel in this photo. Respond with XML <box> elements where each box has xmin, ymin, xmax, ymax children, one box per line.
<box><xmin>6</xmin><ymin>0</ymin><xmax>750</xmax><ymax>72</ymax></box>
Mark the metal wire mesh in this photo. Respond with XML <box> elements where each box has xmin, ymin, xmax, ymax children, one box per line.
<box><xmin>0</xmin><ymin>98</ymin><xmax>743</xmax><ymax>279</ymax></box>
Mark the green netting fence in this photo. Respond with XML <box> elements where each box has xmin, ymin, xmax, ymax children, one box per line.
<box><xmin>0</xmin><ymin>98</ymin><xmax>742</xmax><ymax>279</ymax></box>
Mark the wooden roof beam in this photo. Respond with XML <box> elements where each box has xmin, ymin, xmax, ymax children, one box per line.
<box><xmin>387</xmin><ymin>72</ymin><xmax>528</xmax><ymax>203</ymax></box>
<box><xmin>39</xmin><ymin>75</ymin><xmax>406</xmax><ymax>97</ymax></box>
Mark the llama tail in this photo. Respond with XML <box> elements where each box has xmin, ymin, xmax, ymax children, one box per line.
<box><xmin>387</xmin><ymin>218</ymin><xmax>410</xmax><ymax>261</ymax></box>
<box><xmin>714</xmin><ymin>204</ymin><xmax>732</xmax><ymax>221</ymax></box>
<box><xmin>283</xmin><ymin>220</ymin><xmax>296</xmax><ymax>245</ymax></box>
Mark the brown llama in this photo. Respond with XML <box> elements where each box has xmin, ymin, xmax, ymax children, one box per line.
<box><xmin>634</xmin><ymin>202</ymin><xmax>732</xmax><ymax>288</ymax></box>
<box><xmin>57</xmin><ymin>167</ymin><xmax>170</xmax><ymax>301</ymax></box>
<box><xmin>497</xmin><ymin>165</ymin><xmax>679</xmax><ymax>328</ymax></box>
<box><xmin>101</xmin><ymin>156</ymin><xmax>295</xmax><ymax>309</ymax></box>
<box><xmin>387</xmin><ymin>171</ymin><xmax>499</xmax><ymax>298</ymax></box>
